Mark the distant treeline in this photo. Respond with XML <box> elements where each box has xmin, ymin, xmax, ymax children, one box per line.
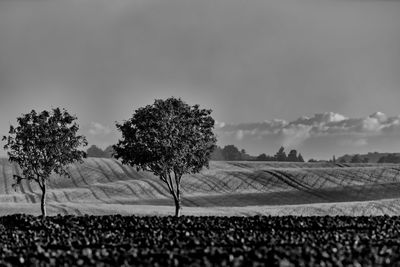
<box><xmin>86</xmin><ymin>145</ymin><xmax>114</xmax><ymax>158</ymax></box>
<box><xmin>211</xmin><ymin>145</ymin><xmax>305</xmax><ymax>162</ymax></box>
<box><xmin>337</xmin><ymin>152</ymin><xmax>400</xmax><ymax>164</ymax></box>
<box><xmin>87</xmin><ymin>144</ymin><xmax>305</xmax><ymax>162</ymax></box>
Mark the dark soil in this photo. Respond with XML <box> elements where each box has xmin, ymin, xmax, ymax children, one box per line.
<box><xmin>0</xmin><ymin>214</ymin><xmax>399</xmax><ymax>266</ymax></box>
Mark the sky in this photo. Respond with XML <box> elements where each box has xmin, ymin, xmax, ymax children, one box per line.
<box><xmin>1</xmin><ymin>0</ymin><xmax>400</xmax><ymax>159</ymax></box>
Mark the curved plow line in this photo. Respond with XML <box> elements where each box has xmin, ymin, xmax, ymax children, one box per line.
<box><xmin>139</xmin><ymin>179</ymin><xmax>170</xmax><ymax>198</ymax></box>
<box><xmin>306</xmin><ymin>168</ymin><xmax>339</xmax><ymax>189</ymax></box>
<box><xmin>229</xmin><ymin>170</ymin><xmax>290</xmax><ymax>193</ymax></box>
<box><xmin>265</xmin><ymin>170</ymin><xmax>329</xmax><ymax>201</ymax></box>
<box><xmin>208</xmin><ymin>171</ymin><xmax>248</xmax><ymax>193</ymax></box>
<box><xmin>227</xmin><ymin>171</ymin><xmax>274</xmax><ymax>193</ymax></box>
<box><xmin>272</xmin><ymin>170</ymin><xmax>314</xmax><ymax>191</ymax></box>
<box><xmin>111</xmin><ymin>180</ymin><xmax>147</xmax><ymax>198</ymax></box>
<box><xmin>83</xmin><ymin>160</ymin><xmax>145</xmax><ymax>200</ymax></box>
<box><xmin>306</xmin><ymin>172</ymin><xmax>326</xmax><ymax>189</ymax></box>
<box><xmin>308</xmin><ymin>169</ymin><xmax>348</xmax><ymax>188</ymax></box>
<box><xmin>309</xmin><ymin>169</ymin><xmax>340</xmax><ymax>190</ymax></box>
<box><xmin>109</xmin><ymin>179</ymin><xmax>167</xmax><ymax>200</ymax></box>
<box><xmin>61</xmin><ymin>190</ymin><xmax>74</xmax><ymax>203</ymax></box>
<box><xmin>102</xmin><ymin>160</ymin><xmax>166</xmax><ymax>199</ymax></box>
<box><xmin>109</xmin><ymin>159</ymin><xmax>170</xmax><ymax>198</ymax></box>
<box><xmin>88</xmin><ymin>159</ymin><xmax>120</xmax><ymax>183</ymax></box>
<box><xmin>110</xmin><ymin>170</ymin><xmax>168</xmax><ymax>199</ymax></box>
<box><xmin>226</xmin><ymin>162</ymin><xmax>251</xmax><ymax>171</ymax></box>
<box><xmin>210</xmin><ymin>172</ymin><xmax>241</xmax><ymax>192</ymax></box>
<box><xmin>193</xmin><ymin>172</ymin><xmax>233</xmax><ymax>193</ymax></box>
<box><xmin>101</xmin><ymin>159</ymin><xmax>132</xmax><ymax>181</ymax></box>
<box><xmin>193</xmin><ymin>173</ymin><xmax>232</xmax><ymax>194</ymax></box>
<box><xmin>73</xmin><ymin>164</ymin><xmax>113</xmax><ymax>204</ymax></box>
<box><xmin>224</xmin><ymin>171</ymin><xmax>265</xmax><ymax>192</ymax></box>
<box><xmin>182</xmin><ymin>196</ymin><xmax>201</xmax><ymax>207</ymax></box>
<box><xmin>110</xmin><ymin>159</ymin><xmax>140</xmax><ymax>181</ymax></box>
<box><xmin>113</xmin><ymin>159</ymin><xmax>171</xmax><ymax>195</ymax></box>
<box><xmin>80</xmin><ymin>159</ymin><xmax>147</xmax><ymax>200</ymax></box>
<box><xmin>124</xmin><ymin>180</ymin><xmax>158</xmax><ymax>199</ymax></box>
<box><xmin>92</xmin><ymin>160</ymin><xmax>118</xmax><ymax>183</ymax></box>
<box><xmin>1</xmin><ymin>163</ymin><xmax>9</xmax><ymax>195</ymax></box>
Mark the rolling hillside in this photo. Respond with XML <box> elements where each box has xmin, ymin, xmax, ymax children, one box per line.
<box><xmin>1</xmin><ymin>158</ymin><xmax>400</xmax><ymax>216</ymax></box>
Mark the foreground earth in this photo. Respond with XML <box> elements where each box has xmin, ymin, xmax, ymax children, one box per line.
<box><xmin>1</xmin><ymin>158</ymin><xmax>400</xmax><ymax>216</ymax></box>
<box><xmin>1</xmin><ymin>214</ymin><xmax>399</xmax><ymax>266</ymax></box>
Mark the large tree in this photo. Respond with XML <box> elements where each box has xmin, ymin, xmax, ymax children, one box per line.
<box><xmin>2</xmin><ymin>108</ymin><xmax>87</xmax><ymax>217</ymax></box>
<box><xmin>113</xmin><ymin>97</ymin><xmax>217</xmax><ymax>217</ymax></box>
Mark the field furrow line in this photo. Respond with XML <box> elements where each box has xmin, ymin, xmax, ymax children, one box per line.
<box><xmin>265</xmin><ymin>170</ymin><xmax>329</xmax><ymax>201</ymax></box>
<box><xmin>111</xmin><ymin>160</ymin><xmax>138</xmax><ymax>181</ymax></box>
<box><xmin>90</xmin><ymin>160</ymin><xmax>115</xmax><ymax>183</ymax></box>
<box><xmin>73</xmin><ymin>164</ymin><xmax>112</xmax><ymax>204</ymax></box>
<box><xmin>102</xmin><ymin>159</ymin><xmax>131</xmax><ymax>181</ymax></box>
<box><xmin>226</xmin><ymin>172</ymin><xmax>262</xmax><ymax>192</ymax></box>
<box><xmin>108</xmin><ymin>161</ymin><xmax>174</xmax><ymax>198</ymax></box>
<box><xmin>1</xmin><ymin>162</ymin><xmax>9</xmax><ymax>195</ymax></box>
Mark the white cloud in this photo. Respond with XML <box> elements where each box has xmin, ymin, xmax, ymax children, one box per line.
<box><xmin>282</xmin><ymin>124</ymin><xmax>312</xmax><ymax>147</ymax></box>
<box><xmin>88</xmin><ymin>122</ymin><xmax>111</xmax><ymax>136</ymax></box>
<box><xmin>215</xmin><ymin>112</ymin><xmax>400</xmax><ymax>146</ymax></box>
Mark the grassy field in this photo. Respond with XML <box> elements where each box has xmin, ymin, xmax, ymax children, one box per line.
<box><xmin>0</xmin><ymin>158</ymin><xmax>400</xmax><ymax>216</ymax></box>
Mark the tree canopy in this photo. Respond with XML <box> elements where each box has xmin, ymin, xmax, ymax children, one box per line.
<box><xmin>2</xmin><ymin>108</ymin><xmax>87</xmax><ymax>216</ymax></box>
<box><xmin>113</xmin><ymin>97</ymin><xmax>217</xmax><ymax>216</ymax></box>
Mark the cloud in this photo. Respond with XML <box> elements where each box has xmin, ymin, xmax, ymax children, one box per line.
<box><xmin>88</xmin><ymin>122</ymin><xmax>111</xmax><ymax>136</ymax></box>
<box><xmin>215</xmin><ymin>112</ymin><xmax>400</xmax><ymax>147</ymax></box>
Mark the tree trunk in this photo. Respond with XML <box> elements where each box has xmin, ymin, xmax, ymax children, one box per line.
<box><xmin>40</xmin><ymin>181</ymin><xmax>47</xmax><ymax>218</ymax></box>
<box><xmin>174</xmin><ymin>198</ymin><xmax>181</xmax><ymax>217</ymax></box>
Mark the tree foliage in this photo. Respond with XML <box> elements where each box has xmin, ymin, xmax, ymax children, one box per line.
<box><xmin>87</xmin><ymin>145</ymin><xmax>107</xmax><ymax>158</ymax></box>
<box><xmin>274</xmin><ymin>146</ymin><xmax>287</xmax><ymax>162</ymax></box>
<box><xmin>222</xmin><ymin>145</ymin><xmax>242</xmax><ymax>161</ymax></box>
<box><xmin>2</xmin><ymin>108</ymin><xmax>87</xmax><ymax>216</ymax></box>
<box><xmin>113</xmin><ymin>98</ymin><xmax>217</xmax><ymax>216</ymax></box>
<box><xmin>287</xmin><ymin>149</ymin><xmax>298</xmax><ymax>162</ymax></box>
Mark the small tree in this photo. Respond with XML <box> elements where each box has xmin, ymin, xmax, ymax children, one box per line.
<box><xmin>297</xmin><ymin>153</ymin><xmax>305</xmax><ymax>162</ymax></box>
<box><xmin>274</xmin><ymin>146</ymin><xmax>287</xmax><ymax>162</ymax></box>
<box><xmin>113</xmin><ymin>97</ymin><xmax>217</xmax><ymax>217</ymax></box>
<box><xmin>287</xmin><ymin>149</ymin><xmax>298</xmax><ymax>162</ymax></box>
<box><xmin>2</xmin><ymin>108</ymin><xmax>87</xmax><ymax>217</ymax></box>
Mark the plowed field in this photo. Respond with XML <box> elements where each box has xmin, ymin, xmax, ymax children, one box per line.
<box><xmin>0</xmin><ymin>158</ymin><xmax>399</xmax><ymax>216</ymax></box>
